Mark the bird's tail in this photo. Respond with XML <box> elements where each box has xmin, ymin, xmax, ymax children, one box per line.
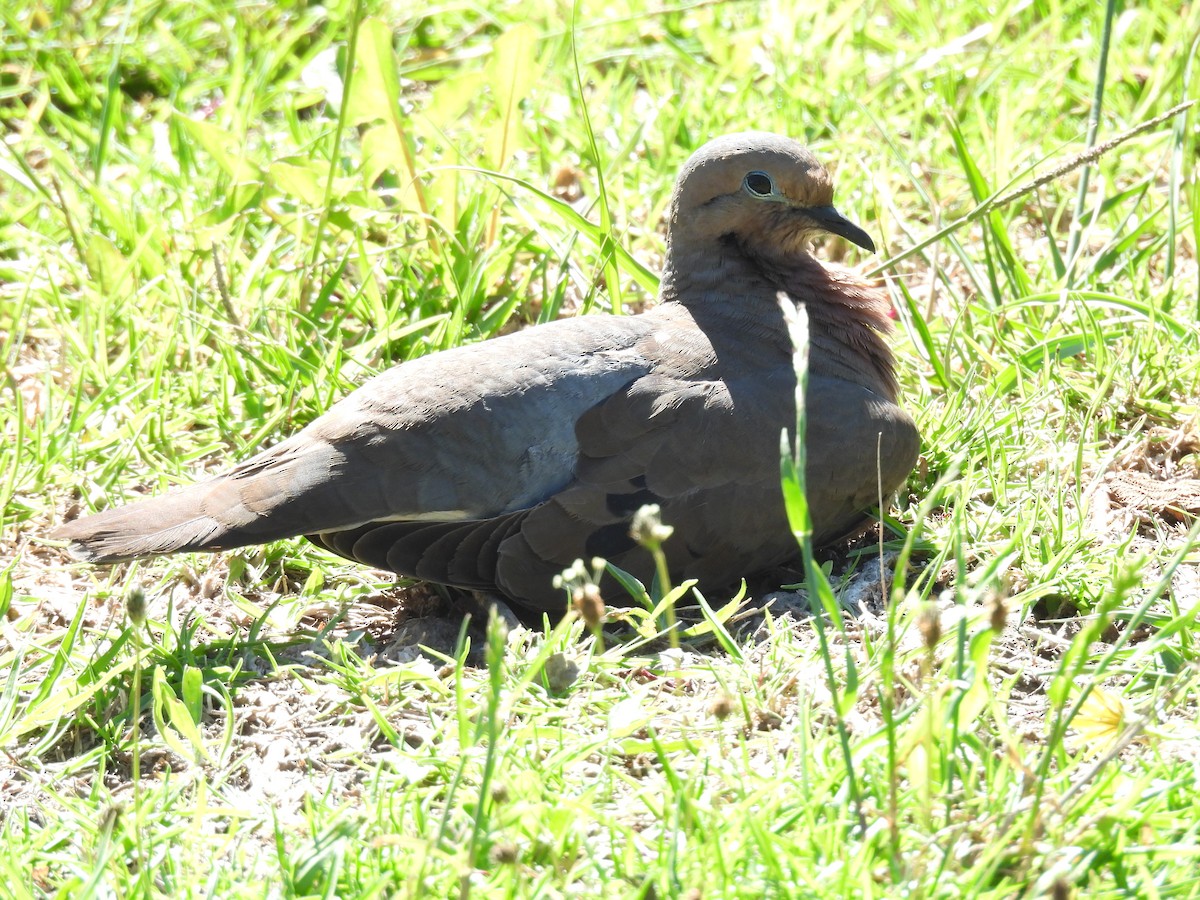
<box><xmin>51</xmin><ymin>477</ymin><xmax>297</xmax><ymax>563</ymax></box>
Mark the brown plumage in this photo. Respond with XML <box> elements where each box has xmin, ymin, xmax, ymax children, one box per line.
<box><xmin>53</xmin><ymin>132</ymin><xmax>919</xmax><ymax>615</ymax></box>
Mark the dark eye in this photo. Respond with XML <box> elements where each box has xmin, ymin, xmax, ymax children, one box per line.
<box><xmin>743</xmin><ymin>171</ymin><xmax>774</xmax><ymax>196</ymax></box>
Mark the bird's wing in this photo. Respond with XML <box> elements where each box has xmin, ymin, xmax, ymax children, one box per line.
<box><xmin>490</xmin><ymin>371</ymin><xmax>918</xmax><ymax>611</ymax></box>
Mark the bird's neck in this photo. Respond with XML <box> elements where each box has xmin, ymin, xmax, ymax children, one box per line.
<box><xmin>659</xmin><ymin>248</ymin><xmax>901</xmax><ymax>401</ymax></box>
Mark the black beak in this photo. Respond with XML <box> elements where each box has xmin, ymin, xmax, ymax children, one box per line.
<box><xmin>803</xmin><ymin>205</ymin><xmax>876</xmax><ymax>253</ymax></box>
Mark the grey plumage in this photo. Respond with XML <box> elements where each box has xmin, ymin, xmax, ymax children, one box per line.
<box><xmin>53</xmin><ymin>132</ymin><xmax>920</xmax><ymax>614</ymax></box>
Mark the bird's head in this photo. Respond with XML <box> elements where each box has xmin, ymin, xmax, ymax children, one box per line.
<box><xmin>666</xmin><ymin>132</ymin><xmax>875</xmax><ymax>260</ymax></box>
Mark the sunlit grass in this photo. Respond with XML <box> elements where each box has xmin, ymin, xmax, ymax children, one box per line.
<box><xmin>2</xmin><ymin>0</ymin><xmax>1199</xmax><ymax>896</ymax></box>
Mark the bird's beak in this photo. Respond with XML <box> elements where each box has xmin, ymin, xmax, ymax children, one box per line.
<box><xmin>802</xmin><ymin>205</ymin><xmax>876</xmax><ymax>253</ymax></box>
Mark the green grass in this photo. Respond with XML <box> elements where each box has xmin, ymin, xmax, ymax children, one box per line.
<box><xmin>3</xmin><ymin>0</ymin><xmax>1200</xmax><ymax>896</ymax></box>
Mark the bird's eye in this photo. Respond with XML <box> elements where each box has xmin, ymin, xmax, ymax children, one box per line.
<box><xmin>743</xmin><ymin>171</ymin><xmax>775</xmax><ymax>196</ymax></box>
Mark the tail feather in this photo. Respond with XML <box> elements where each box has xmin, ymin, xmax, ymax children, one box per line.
<box><xmin>51</xmin><ymin>430</ymin><xmax>385</xmax><ymax>564</ymax></box>
<box><xmin>51</xmin><ymin>479</ymin><xmax>294</xmax><ymax>563</ymax></box>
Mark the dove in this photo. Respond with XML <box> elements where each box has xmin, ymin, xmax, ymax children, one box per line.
<box><xmin>53</xmin><ymin>132</ymin><xmax>919</xmax><ymax>614</ymax></box>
